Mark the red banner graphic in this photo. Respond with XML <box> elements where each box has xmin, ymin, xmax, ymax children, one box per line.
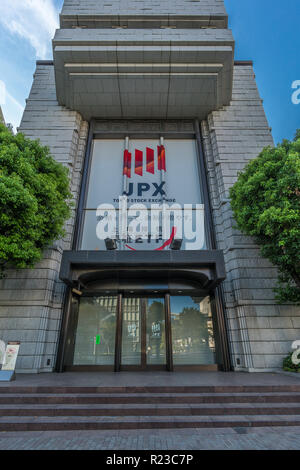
<box><xmin>146</xmin><ymin>147</ymin><xmax>154</xmax><ymax>174</ymax></box>
<box><xmin>124</xmin><ymin>146</ymin><xmax>166</xmax><ymax>178</ymax></box>
<box><xmin>135</xmin><ymin>149</ymin><xmax>143</xmax><ymax>176</ymax></box>
<box><xmin>127</xmin><ymin>151</ymin><xmax>131</xmax><ymax>178</ymax></box>
<box><xmin>157</xmin><ymin>145</ymin><xmax>166</xmax><ymax>171</ymax></box>
<box><xmin>123</xmin><ymin>149</ymin><xmax>131</xmax><ymax>178</ymax></box>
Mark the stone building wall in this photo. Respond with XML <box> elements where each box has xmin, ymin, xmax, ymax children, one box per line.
<box><xmin>0</xmin><ymin>64</ymin><xmax>88</xmax><ymax>372</ymax></box>
<box><xmin>202</xmin><ymin>64</ymin><xmax>300</xmax><ymax>371</ymax></box>
<box><xmin>60</xmin><ymin>0</ymin><xmax>227</xmax><ymax>19</ymax></box>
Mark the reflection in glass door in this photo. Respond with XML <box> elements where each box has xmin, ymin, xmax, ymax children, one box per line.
<box><xmin>73</xmin><ymin>296</ymin><xmax>118</xmax><ymax>365</ymax></box>
<box><xmin>121</xmin><ymin>298</ymin><xmax>142</xmax><ymax>365</ymax></box>
<box><xmin>170</xmin><ymin>295</ymin><xmax>216</xmax><ymax>365</ymax></box>
<box><xmin>121</xmin><ymin>297</ymin><xmax>166</xmax><ymax>368</ymax></box>
<box><xmin>146</xmin><ymin>298</ymin><xmax>166</xmax><ymax>365</ymax></box>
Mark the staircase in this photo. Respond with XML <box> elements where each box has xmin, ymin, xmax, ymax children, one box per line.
<box><xmin>1</xmin><ymin>385</ymin><xmax>300</xmax><ymax>431</ymax></box>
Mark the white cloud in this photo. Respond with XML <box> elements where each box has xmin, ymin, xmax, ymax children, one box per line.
<box><xmin>1</xmin><ymin>99</ymin><xmax>24</xmax><ymax>133</ymax></box>
<box><xmin>0</xmin><ymin>0</ymin><xmax>59</xmax><ymax>59</ymax></box>
<box><xmin>6</xmin><ymin>90</ymin><xmax>24</xmax><ymax>113</ymax></box>
<box><xmin>1</xmin><ymin>82</ymin><xmax>24</xmax><ymax>132</ymax></box>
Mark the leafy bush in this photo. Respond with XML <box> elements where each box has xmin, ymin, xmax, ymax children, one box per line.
<box><xmin>0</xmin><ymin>123</ymin><xmax>72</xmax><ymax>271</ymax></box>
<box><xmin>230</xmin><ymin>130</ymin><xmax>300</xmax><ymax>304</ymax></box>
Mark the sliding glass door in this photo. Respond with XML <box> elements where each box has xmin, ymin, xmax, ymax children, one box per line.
<box><xmin>121</xmin><ymin>297</ymin><xmax>166</xmax><ymax>369</ymax></box>
<box><xmin>69</xmin><ymin>294</ymin><xmax>218</xmax><ymax>370</ymax></box>
<box><xmin>73</xmin><ymin>296</ymin><xmax>118</xmax><ymax>365</ymax></box>
<box><xmin>170</xmin><ymin>295</ymin><xmax>216</xmax><ymax>365</ymax></box>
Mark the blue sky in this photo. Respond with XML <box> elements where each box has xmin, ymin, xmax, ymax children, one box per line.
<box><xmin>0</xmin><ymin>0</ymin><xmax>299</xmax><ymax>143</ymax></box>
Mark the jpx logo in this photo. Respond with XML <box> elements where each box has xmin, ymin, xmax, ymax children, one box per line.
<box><xmin>124</xmin><ymin>182</ymin><xmax>166</xmax><ymax>197</ymax></box>
<box><xmin>123</xmin><ymin>146</ymin><xmax>166</xmax><ymax>197</ymax></box>
<box><xmin>123</xmin><ymin>145</ymin><xmax>166</xmax><ymax>178</ymax></box>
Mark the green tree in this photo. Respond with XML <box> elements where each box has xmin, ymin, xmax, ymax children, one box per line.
<box><xmin>178</xmin><ymin>307</ymin><xmax>210</xmax><ymax>346</ymax></box>
<box><xmin>229</xmin><ymin>130</ymin><xmax>300</xmax><ymax>304</ymax></box>
<box><xmin>0</xmin><ymin>123</ymin><xmax>72</xmax><ymax>271</ymax></box>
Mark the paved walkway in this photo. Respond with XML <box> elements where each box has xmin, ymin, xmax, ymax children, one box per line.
<box><xmin>0</xmin><ymin>426</ymin><xmax>300</xmax><ymax>450</ymax></box>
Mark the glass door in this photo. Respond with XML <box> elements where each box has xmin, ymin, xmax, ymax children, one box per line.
<box><xmin>146</xmin><ymin>298</ymin><xmax>166</xmax><ymax>365</ymax></box>
<box><xmin>121</xmin><ymin>297</ymin><xmax>142</xmax><ymax>365</ymax></box>
<box><xmin>121</xmin><ymin>297</ymin><xmax>166</xmax><ymax>369</ymax></box>
<box><xmin>73</xmin><ymin>296</ymin><xmax>118</xmax><ymax>366</ymax></box>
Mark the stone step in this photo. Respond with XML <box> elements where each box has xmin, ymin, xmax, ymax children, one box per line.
<box><xmin>1</xmin><ymin>385</ymin><xmax>300</xmax><ymax>394</ymax></box>
<box><xmin>4</xmin><ymin>391</ymin><xmax>300</xmax><ymax>398</ymax></box>
<box><xmin>1</xmin><ymin>393</ymin><xmax>300</xmax><ymax>405</ymax></box>
<box><xmin>1</xmin><ymin>404</ymin><xmax>300</xmax><ymax>416</ymax></box>
<box><xmin>1</xmin><ymin>415</ymin><xmax>300</xmax><ymax>431</ymax></box>
<box><xmin>1</xmin><ymin>401</ymin><xmax>300</xmax><ymax>409</ymax></box>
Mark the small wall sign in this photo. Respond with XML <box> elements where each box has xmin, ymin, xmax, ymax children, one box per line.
<box><xmin>0</xmin><ymin>340</ymin><xmax>5</xmax><ymax>366</ymax></box>
<box><xmin>2</xmin><ymin>342</ymin><xmax>20</xmax><ymax>371</ymax></box>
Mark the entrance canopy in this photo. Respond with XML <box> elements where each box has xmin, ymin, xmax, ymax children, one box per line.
<box><xmin>59</xmin><ymin>250</ymin><xmax>226</xmax><ymax>294</ymax></box>
<box><xmin>53</xmin><ymin>26</ymin><xmax>234</xmax><ymax>120</ymax></box>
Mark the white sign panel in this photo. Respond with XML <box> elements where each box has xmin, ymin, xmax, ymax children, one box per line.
<box><xmin>0</xmin><ymin>340</ymin><xmax>5</xmax><ymax>365</ymax></box>
<box><xmin>2</xmin><ymin>342</ymin><xmax>20</xmax><ymax>371</ymax></box>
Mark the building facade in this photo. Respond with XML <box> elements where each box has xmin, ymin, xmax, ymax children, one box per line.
<box><xmin>0</xmin><ymin>106</ymin><xmax>4</xmax><ymax>125</ymax></box>
<box><xmin>0</xmin><ymin>0</ymin><xmax>299</xmax><ymax>374</ymax></box>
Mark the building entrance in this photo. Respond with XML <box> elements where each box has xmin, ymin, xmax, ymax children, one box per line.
<box><xmin>66</xmin><ymin>293</ymin><xmax>219</xmax><ymax>371</ymax></box>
